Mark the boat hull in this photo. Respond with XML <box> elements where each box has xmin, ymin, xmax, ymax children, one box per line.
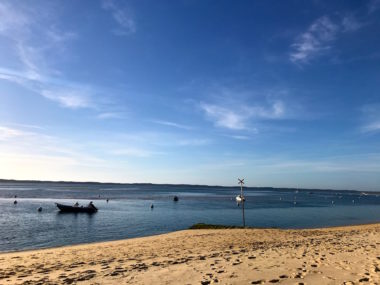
<box><xmin>56</xmin><ymin>203</ymin><xmax>97</xmax><ymax>213</ymax></box>
<box><xmin>236</xmin><ymin>195</ymin><xmax>245</xmax><ymax>203</ymax></box>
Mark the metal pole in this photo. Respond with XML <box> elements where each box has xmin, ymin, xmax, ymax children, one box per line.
<box><xmin>239</xmin><ymin>179</ymin><xmax>245</xmax><ymax>228</ymax></box>
<box><xmin>242</xmin><ymin>202</ymin><xmax>245</xmax><ymax>227</ymax></box>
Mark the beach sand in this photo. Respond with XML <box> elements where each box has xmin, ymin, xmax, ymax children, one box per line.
<box><xmin>0</xmin><ymin>224</ymin><xmax>379</xmax><ymax>285</ymax></box>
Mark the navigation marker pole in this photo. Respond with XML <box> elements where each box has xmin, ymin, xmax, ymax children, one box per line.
<box><xmin>238</xmin><ymin>178</ymin><xmax>245</xmax><ymax>228</ymax></box>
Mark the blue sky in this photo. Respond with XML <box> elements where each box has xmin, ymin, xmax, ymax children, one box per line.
<box><xmin>1</xmin><ymin>0</ymin><xmax>380</xmax><ymax>190</ymax></box>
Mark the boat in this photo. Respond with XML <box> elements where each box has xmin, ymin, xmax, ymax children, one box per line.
<box><xmin>235</xmin><ymin>195</ymin><xmax>245</xmax><ymax>203</ymax></box>
<box><xmin>56</xmin><ymin>202</ymin><xmax>98</xmax><ymax>213</ymax></box>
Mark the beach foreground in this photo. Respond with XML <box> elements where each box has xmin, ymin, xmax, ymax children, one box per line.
<box><xmin>0</xmin><ymin>224</ymin><xmax>379</xmax><ymax>285</ymax></box>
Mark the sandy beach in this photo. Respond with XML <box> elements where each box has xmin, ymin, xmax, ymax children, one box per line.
<box><xmin>0</xmin><ymin>224</ymin><xmax>379</xmax><ymax>285</ymax></box>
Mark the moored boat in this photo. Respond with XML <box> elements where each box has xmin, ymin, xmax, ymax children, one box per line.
<box><xmin>56</xmin><ymin>202</ymin><xmax>98</xmax><ymax>213</ymax></box>
<box><xmin>235</xmin><ymin>195</ymin><xmax>245</xmax><ymax>203</ymax></box>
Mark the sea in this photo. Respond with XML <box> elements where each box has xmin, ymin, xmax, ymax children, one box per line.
<box><xmin>0</xmin><ymin>181</ymin><xmax>380</xmax><ymax>252</ymax></box>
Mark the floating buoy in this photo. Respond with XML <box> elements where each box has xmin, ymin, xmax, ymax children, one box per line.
<box><xmin>173</xmin><ymin>196</ymin><xmax>179</xmax><ymax>202</ymax></box>
<box><xmin>37</xmin><ymin>207</ymin><xmax>42</xmax><ymax>212</ymax></box>
<box><xmin>150</xmin><ymin>204</ymin><xmax>154</xmax><ymax>209</ymax></box>
<box><xmin>106</xmin><ymin>199</ymin><xmax>109</xmax><ymax>203</ymax></box>
<box><xmin>13</xmin><ymin>200</ymin><xmax>17</xmax><ymax>205</ymax></box>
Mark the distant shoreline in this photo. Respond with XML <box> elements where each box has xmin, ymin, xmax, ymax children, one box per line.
<box><xmin>1</xmin><ymin>178</ymin><xmax>377</xmax><ymax>194</ymax></box>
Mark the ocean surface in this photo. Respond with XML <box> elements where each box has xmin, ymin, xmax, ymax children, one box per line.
<box><xmin>0</xmin><ymin>181</ymin><xmax>380</xmax><ymax>252</ymax></box>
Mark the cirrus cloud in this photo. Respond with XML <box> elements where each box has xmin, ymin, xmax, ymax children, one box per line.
<box><xmin>290</xmin><ymin>14</ymin><xmax>366</xmax><ymax>64</ymax></box>
<box><xmin>200</xmin><ymin>100</ymin><xmax>286</xmax><ymax>130</ymax></box>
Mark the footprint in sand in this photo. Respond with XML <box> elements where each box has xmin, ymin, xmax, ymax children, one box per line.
<box><xmin>251</xmin><ymin>280</ymin><xmax>265</xmax><ymax>284</ymax></box>
<box><xmin>293</xmin><ymin>272</ymin><xmax>305</xmax><ymax>279</ymax></box>
<box><xmin>232</xmin><ymin>259</ymin><xmax>241</xmax><ymax>265</ymax></box>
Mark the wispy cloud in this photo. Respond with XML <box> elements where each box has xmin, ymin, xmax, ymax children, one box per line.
<box><xmin>0</xmin><ymin>124</ymin><xmax>119</xmax><ymax>182</ymax></box>
<box><xmin>177</xmin><ymin>139</ymin><xmax>211</xmax><ymax>146</ymax></box>
<box><xmin>101</xmin><ymin>0</ymin><xmax>136</xmax><ymax>35</ymax></box>
<box><xmin>0</xmin><ymin>68</ymin><xmax>30</xmax><ymax>85</ymax></box>
<box><xmin>226</xmin><ymin>135</ymin><xmax>251</xmax><ymax>140</ymax></box>
<box><xmin>200</xmin><ymin>103</ymin><xmax>248</xmax><ymax>130</ymax></box>
<box><xmin>290</xmin><ymin>14</ymin><xmax>366</xmax><ymax>64</ymax></box>
<box><xmin>6</xmin><ymin>123</ymin><xmax>45</xmax><ymax>130</ymax></box>
<box><xmin>361</xmin><ymin>103</ymin><xmax>380</xmax><ymax>133</ymax></box>
<box><xmin>0</xmin><ymin>124</ymin><xmax>108</xmax><ymax>166</ymax></box>
<box><xmin>341</xmin><ymin>15</ymin><xmax>364</xmax><ymax>32</ymax></box>
<box><xmin>290</xmin><ymin>16</ymin><xmax>339</xmax><ymax>63</ymax></box>
<box><xmin>0</xmin><ymin>2</ymin><xmax>30</xmax><ymax>36</ymax></box>
<box><xmin>97</xmin><ymin>112</ymin><xmax>125</xmax><ymax>119</ymax></box>
<box><xmin>0</xmin><ymin>65</ymin><xmax>96</xmax><ymax>110</ymax></box>
<box><xmin>152</xmin><ymin>120</ymin><xmax>193</xmax><ymax>130</ymax></box>
<box><xmin>41</xmin><ymin>88</ymin><xmax>93</xmax><ymax>109</ymax></box>
<box><xmin>0</xmin><ymin>126</ymin><xmax>31</xmax><ymax>141</ymax></box>
<box><xmin>200</xmin><ymin>100</ymin><xmax>286</xmax><ymax>130</ymax></box>
<box><xmin>362</xmin><ymin>122</ymin><xmax>380</xmax><ymax>132</ymax></box>
<box><xmin>0</xmin><ymin>63</ymin><xmax>101</xmax><ymax>110</ymax></box>
<box><xmin>368</xmin><ymin>0</ymin><xmax>380</xmax><ymax>13</ymax></box>
<box><xmin>0</xmin><ymin>1</ymin><xmax>114</xmax><ymax>112</ymax></box>
<box><xmin>0</xmin><ymin>2</ymin><xmax>74</xmax><ymax>76</ymax></box>
<box><xmin>251</xmin><ymin>100</ymin><xmax>285</xmax><ymax>119</ymax></box>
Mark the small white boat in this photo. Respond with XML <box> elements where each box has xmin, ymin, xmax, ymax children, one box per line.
<box><xmin>236</xmin><ymin>195</ymin><xmax>245</xmax><ymax>203</ymax></box>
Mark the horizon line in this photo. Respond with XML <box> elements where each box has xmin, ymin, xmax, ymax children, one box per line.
<box><xmin>0</xmin><ymin>178</ymin><xmax>373</xmax><ymax>193</ymax></box>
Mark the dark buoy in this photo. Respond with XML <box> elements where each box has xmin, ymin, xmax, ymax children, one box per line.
<box><xmin>14</xmin><ymin>200</ymin><xmax>17</xmax><ymax>205</ymax></box>
<box><xmin>173</xmin><ymin>196</ymin><xmax>179</xmax><ymax>202</ymax></box>
<box><xmin>37</xmin><ymin>207</ymin><xmax>42</xmax><ymax>212</ymax></box>
<box><xmin>150</xmin><ymin>204</ymin><xmax>154</xmax><ymax>209</ymax></box>
<box><xmin>106</xmin><ymin>199</ymin><xmax>109</xmax><ymax>203</ymax></box>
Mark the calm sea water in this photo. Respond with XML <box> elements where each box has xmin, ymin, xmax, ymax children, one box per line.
<box><xmin>0</xmin><ymin>181</ymin><xmax>380</xmax><ymax>252</ymax></box>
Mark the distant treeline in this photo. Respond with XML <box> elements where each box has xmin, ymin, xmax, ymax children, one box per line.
<box><xmin>0</xmin><ymin>178</ymin><xmax>375</xmax><ymax>194</ymax></box>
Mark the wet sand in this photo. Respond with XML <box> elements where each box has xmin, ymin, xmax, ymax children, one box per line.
<box><xmin>0</xmin><ymin>223</ymin><xmax>379</xmax><ymax>284</ymax></box>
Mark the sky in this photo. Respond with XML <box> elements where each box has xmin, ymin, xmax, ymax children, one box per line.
<box><xmin>0</xmin><ymin>0</ymin><xmax>380</xmax><ymax>190</ymax></box>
